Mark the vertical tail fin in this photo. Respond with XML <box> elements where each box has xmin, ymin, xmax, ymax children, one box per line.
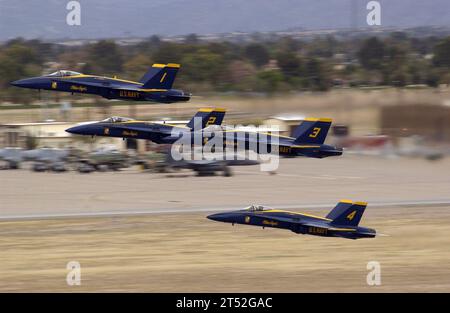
<box><xmin>141</xmin><ymin>63</ymin><xmax>180</xmax><ymax>89</ymax></box>
<box><xmin>326</xmin><ymin>200</ymin><xmax>368</xmax><ymax>227</ymax></box>
<box><xmin>292</xmin><ymin>118</ymin><xmax>332</xmax><ymax>144</ymax></box>
<box><xmin>139</xmin><ymin>64</ymin><xmax>164</xmax><ymax>84</ymax></box>
<box><xmin>186</xmin><ymin>108</ymin><xmax>226</xmax><ymax>130</ymax></box>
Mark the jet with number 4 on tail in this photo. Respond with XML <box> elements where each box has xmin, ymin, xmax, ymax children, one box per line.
<box><xmin>66</xmin><ymin>108</ymin><xmax>226</xmax><ymax>144</ymax></box>
<box><xmin>207</xmin><ymin>200</ymin><xmax>376</xmax><ymax>239</ymax></box>
<box><xmin>10</xmin><ymin>63</ymin><xmax>190</xmax><ymax>103</ymax></box>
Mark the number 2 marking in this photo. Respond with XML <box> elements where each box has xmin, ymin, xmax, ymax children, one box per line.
<box><xmin>206</xmin><ymin>116</ymin><xmax>216</xmax><ymax>126</ymax></box>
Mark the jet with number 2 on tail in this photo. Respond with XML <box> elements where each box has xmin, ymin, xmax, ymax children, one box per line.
<box><xmin>10</xmin><ymin>63</ymin><xmax>190</xmax><ymax>103</ymax></box>
<box><xmin>207</xmin><ymin>200</ymin><xmax>376</xmax><ymax>239</ymax></box>
<box><xmin>66</xmin><ymin>108</ymin><xmax>226</xmax><ymax>144</ymax></box>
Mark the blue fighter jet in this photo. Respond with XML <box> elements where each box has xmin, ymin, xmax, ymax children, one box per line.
<box><xmin>207</xmin><ymin>200</ymin><xmax>376</xmax><ymax>239</ymax></box>
<box><xmin>66</xmin><ymin>108</ymin><xmax>226</xmax><ymax>144</ymax></box>
<box><xmin>200</xmin><ymin>117</ymin><xmax>343</xmax><ymax>158</ymax></box>
<box><xmin>11</xmin><ymin>63</ymin><xmax>190</xmax><ymax>103</ymax></box>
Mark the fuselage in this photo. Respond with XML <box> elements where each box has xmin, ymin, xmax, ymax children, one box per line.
<box><xmin>67</xmin><ymin>122</ymin><xmax>343</xmax><ymax>158</ymax></box>
<box><xmin>11</xmin><ymin>72</ymin><xmax>190</xmax><ymax>103</ymax></box>
<box><xmin>197</xmin><ymin>129</ymin><xmax>343</xmax><ymax>158</ymax></box>
<box><xmin>66</xmin><ymin>118</ymin><xmax>190</xmax><ymax>144</ymax></box>
<box><xmin>207</xmin><ymin>208</ymin><xmax>376</xmax><ymax>239</ymax></box>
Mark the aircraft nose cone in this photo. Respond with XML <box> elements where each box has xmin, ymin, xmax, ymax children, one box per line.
<box><xmin>66</xmin><ymin>125</ymin><xmax>85</xmax><ymax>135</ymax></box>
<box><xmin>10</xmin><ymin>78</ymin><xmax>36</xmax><ymax>88</ymax></box>
<box><xmin>207</xmin><ymin>213</ymin><xmax>227</xmax><ymax>222</ymax></box>
<box><xmin>10</xmin><ymin>79</ymin><xmax>25</xmax><ymax>87</ymax></box>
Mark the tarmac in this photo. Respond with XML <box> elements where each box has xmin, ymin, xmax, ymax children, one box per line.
<box><xmin>1</xmin><ymin>154</ymin><xmax>450</xmax><ymax>291</ymax></box>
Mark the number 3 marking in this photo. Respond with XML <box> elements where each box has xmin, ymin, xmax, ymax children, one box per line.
<box><xmin>309</xmin><ymin>127</ymin><xmax>321</xmax><ymax>138</ymax></box>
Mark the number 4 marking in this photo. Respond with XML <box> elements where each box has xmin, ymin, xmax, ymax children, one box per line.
<box><xmin>347</xmin><ymin>210</ymin><xmax>356</xmax><ymax>220</ymax></box>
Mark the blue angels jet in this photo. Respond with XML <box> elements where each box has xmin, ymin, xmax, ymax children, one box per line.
<box><xmin>207</xmin><ymin>200</ymin><xmax>376</xmax><ymax>239</ymax></box>
<box><xmin>67</xmin><ymin>115</ymin><xmax>342</xmax><ymax>158</ymax></box>
<box><xmin>200</xmin><ymin>117</ymin><xmax>343</xmax><ymax>158</ymax></box>
<box><xmin>66</xmin><ymin>108</ymin><xmax>226</xmax><ymax>144</ymax></box>
<box><xmin>10</xmin><ymin>63</ymin><xmax>190</xmax><ymax>103</ymax></box>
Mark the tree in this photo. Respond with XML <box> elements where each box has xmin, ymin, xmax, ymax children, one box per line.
<box><xmin>0</xmin><ymin>42</ymin><xmax>42</xmax><ymax>103</ymax></box>
<box><xmin>152</xmin><ymin>42</ymin><xmax>184</xmax><ymax>64</ymax></box>
<box><xmin>244</xmin><ymin>43</ymin><xmax>270</xmax><ymax>68</ymax></box>
<box><xmin>184</xmin><ymin>34</ymin><xmax>199</xmax><ymax>44</ymax></box>
<box><xmin>180</xmin><ymin>49</ymin><xmax>226</xmax><ymax>85</ymax></box>
<box><xmin>276</xmin><ymin>51</ymin><xmax>302</xmax><ymax>78</ymax></box>
<box><xmin>86</xmin><ymin>40</ymin><xmax>123</xmax><ymax>75</ymax></box>
<box><xmin>433</xmin><ymin>37</ymin><xmax>450</xmax><ymax>68</ymax></box>
<box><xmin>303</xmin><ymin>58</ymin><xmax>330</xmax><ymax>91</ymax></box>
<box><xmin>123</xmin><ymin>54</ymin><xmax>153</xmax><ymax>81</ymax></box>
<box><xmin>255</xmin><ymin>70</ymin><xmax>284</xmax><ymax>93</ymax></box>
<box><xmin>358</xmin><ymin>37</ymin><xmax>386</xmax><ymax>70</ymax></box>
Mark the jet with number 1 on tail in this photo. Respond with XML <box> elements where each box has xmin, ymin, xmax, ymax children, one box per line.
<box><xmin>10</xmin><ymin>63</ymin><xmax>190</xmax><ymax>103</ymax></box>
<box><xmin>207</xmin><ymin>200</ymin><xmax>376</xmax><ymax>239</ymax></box>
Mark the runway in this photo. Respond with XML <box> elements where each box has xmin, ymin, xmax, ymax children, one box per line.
<box><xmin>1</xmin><ymin>155</ymin><xmax>450</xmax><ymax>219</ymax></box>
<box><xmin>1</xmin><ymin>205</ymin><xmax>450</xmax><ymax>292</ymax></box>
<box><xmin>1</xmin><ymin>199</ymin><xmax>450</xmax><ymax>221</ymax></box>
<box><xmin>1</xmin><ymin>155</ymin><xmax>450</xmax><ymax>291</ymax></box>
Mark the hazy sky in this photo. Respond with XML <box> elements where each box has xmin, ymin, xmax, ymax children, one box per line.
<box><xmin>0</xmin><ymin>0</ymin><xmax>449</xmax><ymax>40</ymax></box>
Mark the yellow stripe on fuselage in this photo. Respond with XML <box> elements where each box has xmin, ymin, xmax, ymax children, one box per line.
<box><xmin>290</xmin><ymin>145</ymin><xmax>321</xmax><ymax>148</ymax></box>
<box><xmin>60</xmin><ymin>74</ymin><xmax>142</xmax><ymax>85</ymax></box>
<box><xmin>138</xmin><ymin>88</ymin><xmax>168</xmax><ymax>92</ymax></box>
<box><xmin>106</xmin><ymin>120</ymin><xmax>190</xmax><ymax>129</ymax></box>
<box><xmin>222</xmin><ymin>130</ymin><xmax>294</xmax><ymax>139</ymax></box>
<box><xmin>328</xmin><ymin>228</ymin><xmax>357</xmax><ymax>232</ymax></box>
<box><xmin>262</xmin><ymin>209</ymin><xmax>332</xmax><ymax>221</ymax></box>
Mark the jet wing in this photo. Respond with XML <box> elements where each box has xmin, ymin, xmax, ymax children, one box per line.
<box><xmin>55</xmin><ymin>79</ymin><xmax>110</xmax><ymax>88</ymax></box>
<box><xmin>110</xmin><ymin>124</ymin><xmax>172</xmax><ymax>135</ymax></box>
<box><xmin>254</xmin><ymin>215</ymin><xmax>348</xmax><ymax>230</ymax></box>
<box><xmin>55</xmin><ymin>79</ymin><xmax>143</xmax><ymax>91</ymax></box>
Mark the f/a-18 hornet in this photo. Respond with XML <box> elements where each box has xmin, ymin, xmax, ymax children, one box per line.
<box><xmin>11</xmin><ymin>63</ymin><xmax>190</xmax><ymax>103</ymax></box>
<box><xmin>208</xmin><ymin>200</ymin><xmax>376</xmax><ymax>239</ymax></box>
<box><xmin>66</xmin><ymin>108</ymin><xmax>226</xmax><ymax>144</ymax></box>
<box><xmin>201</xmin><ymin>117</ymin><xmax>343</xmax><ymax>158</ymax></box>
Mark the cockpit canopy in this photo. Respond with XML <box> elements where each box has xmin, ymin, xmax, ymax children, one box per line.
<box><xmin>247</xmin><ymin>205</ymin><xmax>265</xmax><ymax>212</ymax></box>
<box><xmin>101</xmin><ymin>116</ymin><xmax>134</xmax><ymax>123</ymax></box>
<box><xmin>46</xmin><ymin>70</ymin><xmax>82</xmax><ymax>77</ymax></box>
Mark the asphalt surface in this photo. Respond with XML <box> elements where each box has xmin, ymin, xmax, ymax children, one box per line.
<box><xmin>1</xmin><ymin>155</ymin><xmax>450</xmax><ymax>219</ymax></box>
<box><xmin>1</xmin><ymin>154</ymin><xmax>450</xmax><ymax>291</ymax></box>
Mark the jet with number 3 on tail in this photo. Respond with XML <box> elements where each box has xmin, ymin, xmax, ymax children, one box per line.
<box><xmin>10</xmin><ymin>63</ymin><xmax>190</xmax><ymax>103</ymax></box>
<box><xmin>199</xmin><ymin>117</ymin><xmax>343</xmax><ymax>158</ymax></box>
<box><xmin>207</xmin><ymin>200</ymin><xmax>376</xmax><ymax>239</ymax></box>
